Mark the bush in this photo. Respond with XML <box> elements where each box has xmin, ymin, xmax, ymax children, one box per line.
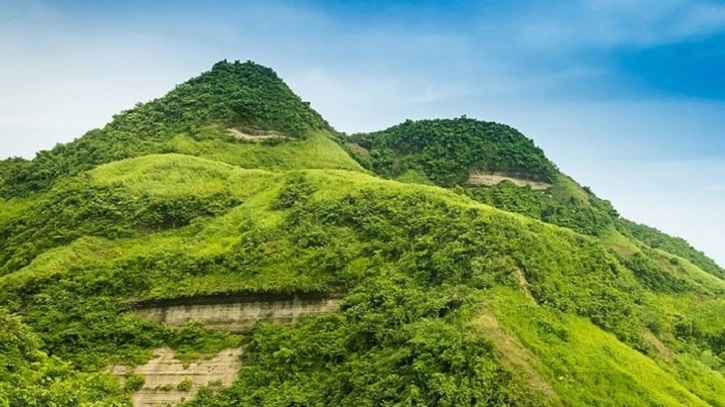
<box><xmin>177</xmin><ymin>378</ymin><xmax>194</xmax><ymax>392</ymax></box>
<box><xmin>125</xmin><ymin>373</ymin><xmax>146</xmax><ymax>392</ymax></box>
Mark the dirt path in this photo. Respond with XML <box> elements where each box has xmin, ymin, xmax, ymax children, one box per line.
<box><xmin>113</xmin><ymin>347</ymin><xmax>242</xmax><ymax>407</ymax></box>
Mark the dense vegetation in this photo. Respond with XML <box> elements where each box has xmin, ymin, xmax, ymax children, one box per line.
<box><xmin>350</xmin><ymin>117</ymin><xmax>558</xmax><ymax>187</ymax></box>
<box><xmin>1</xmin><ymin>61</ymin><xmax>723</xmax><ymax>407</ymax></box>
<box><xmin>0</xmin><ymin>176</ymin><xmax>240</xmax><ymax>276</ymax></box>
<box><xmin>461</xmin><ymin>176</ymin><xmax>620</xmax><ymax>237</ymax></box>
<box><xmin>619</xmin><ymin>219</ymin><xmax>725</xmax><ymax>279</ymax></box>
<box><xmin>0</xmin><ymin>308</ymin><xmax>130</xmax><ymax>406</ymax></box>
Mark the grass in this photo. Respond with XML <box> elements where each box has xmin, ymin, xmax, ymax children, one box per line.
<box><xmin>0</xmin><ymin>197</ymin><xmax>35</xmax><ymax>225</ymax></box>
<box><xmin>169</xmin><ymin>131</ymin><xmax>365</xmax><ymax>172</ymax></box>
<box><xmin>481</xmin><ymin>287</ymin><xmax>720</xmax><ymax>406</ymax></box>
<box><xmin>89</xmin><ymin>153</ymin><xmax>280</xmax><ymax>199</ymax></box>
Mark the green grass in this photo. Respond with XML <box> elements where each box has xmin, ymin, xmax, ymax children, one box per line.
<box><xmin>89</xmin><ymin>153</ymin><xmax>280</xmax><ymax>198</ymax></box>
<box><xmin>482</xmin><ymin>287</ymin><xmax>720</xmax><ymax>406</ymax></box>
<box><xmin>0</xmin><ymin>197</ymin><xmax>34</xmax><ymax>225</ymax></box>
<box><xmin>170</xmin><ymin>131</ymin><xmax>365</xmax><ymax>172</ymax></box>
<box><xmin>6</xmin><ymin>60</ymin><xmax>725</xmax><ymax>406</ymax></box>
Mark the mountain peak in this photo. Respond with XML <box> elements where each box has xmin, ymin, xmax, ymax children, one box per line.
<box><xmin>0</xmin><ymin>60</ymin><xmax>331</xmax><ymax>198</ymax></box>
<box><xmin>116</xmin><ymin>59</ymin><xmax>329</xmax><ymax>136</ymax></box>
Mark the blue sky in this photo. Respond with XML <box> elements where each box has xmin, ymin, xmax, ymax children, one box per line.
<box><xmin>1</xmin><ymin>0</ymin><xmax>724</xmax><ymax>265</ymax></box>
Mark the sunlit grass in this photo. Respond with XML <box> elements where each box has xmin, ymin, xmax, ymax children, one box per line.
<box><xmin>483</xmin><ymin>287</ymin><xmax>721</xmax><ymax>406</ymax></box>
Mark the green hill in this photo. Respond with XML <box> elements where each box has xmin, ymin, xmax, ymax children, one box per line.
<box><xmin>0</xmin><ymin>61</ymin><xmax>723</xmax><ymax>407</ymax></box>
<box><xmin>0</xmin><ymin>60</ymin><xmax>339</xmax><ymax>199</ymax></box>
<box><xmin>349</xmin><ymin>117</ymin><xmax>558</xmax><ymax>186</ymax></box>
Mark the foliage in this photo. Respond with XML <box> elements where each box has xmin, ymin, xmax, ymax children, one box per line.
<box><xmin>16</xmin><ymin>269</ymin><xmax>242</xmax><ymax>371</ymax></box>
<box><xmin>0</xmin><ymin>175</ymin><xmax>240</xmax><ymax>276</ymax></box>
<box><xmin>183</xmin><ymin>280</ymin><xmax>539</xmax><ymax>407</ymax></box>
<box><xmin>482</xmin><ymin>289</ymin><xmax>721</xmax><ymax>407</ymax></box>
<box><xmin>2</xmin><ymin>163</ymin><xmax>724</xmax><ymax>405</ymax></box>
<box><xmin>125</xmin><ymin>373</ymin><xmax>145</xmax><ymax>393</ymax></box>
<box><xmin>622</xmin><ymin>251</ymin><xmax>690</xmax><ymax>293</ymax></box>
<box><xmin>351</xmin><ymin>117</ymin><xmax>558</xmax><ymax>186</ymax></box>
<box><xmin>461</xmin><ymin>175</ymin><xmax>621</xmax><ymax>236</ymax></box>
<box><xmin>619</xmin><ymin>218</ymin><xmax>725</xmax><ymax>278</ymax></box>
<box><xmin>0</xmin><ymin>308</ymin><xmax>129</xmax><ymax>406</ymax></box>
<box><xmin>177</xmin><ymin>378</ymin><xmax>194</xmax><ymax>392</ymax></box>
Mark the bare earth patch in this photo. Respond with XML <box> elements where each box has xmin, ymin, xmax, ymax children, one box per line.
<box><xmin>468</xmin><ymin>172</ymin><xmax>552</xmax><ymax>190</ymax></box>
<box><xmin>113</xmin><ymin>347</ymin><xmax>242</xmax><ymax>407</ymax></box>
<box><xmin>514</xmin><ymin>268</ymin><xmax>538</xmax><ymax>304</ymax></box>
<box><xmin>135</xmin><ymin>293</ymin><xmax>342</xmax><ymax>333</ymax></box>
<box><xmin>345</xmin><ymin>142</ymin><xmax>370</xmax><ymax>158</ymax></box>
<box><xmin>227</xmin><ymin>127</ymin><xmax>288</xmax><ymax>141</ymax></box>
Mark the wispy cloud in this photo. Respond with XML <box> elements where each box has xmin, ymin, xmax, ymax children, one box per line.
<box><xmin>514</xmin><ymin>0</ymin><xmax>725</xmax><ymax>50</ymax></box>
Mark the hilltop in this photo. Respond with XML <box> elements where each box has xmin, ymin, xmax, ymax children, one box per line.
<box><xmin>0</xmin><ymin>60</ymin><xmax>339</xmax><ymax>199</ymax></box>
<box><xmin>0</xmin><ymin>61</ymin><xmax>724</xmax><ymax>407</ymax></box>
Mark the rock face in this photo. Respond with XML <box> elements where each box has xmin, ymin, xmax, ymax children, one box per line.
<box><xmin>116</xmin><ymin>293</ymin><xmax>342</xmax><ymax>406</ymax></box>
<box><xmin>134</xmin><ymin>293</ymin><xmax>343</xmax><ymax>333</ymax></box>
<box><xmin>227</xmin><ymin>127</ymin><xmax>288</xmax><ymax>141</ymax></box>
<box><xmin>113</xmin><ymin>347</ymin><xmax>243</xmax><ymax>407</ymax></box>
<box><xmin>468</xmin><ymin>172</ymin><xmax>552</xmax><ymax>190</ymax></box>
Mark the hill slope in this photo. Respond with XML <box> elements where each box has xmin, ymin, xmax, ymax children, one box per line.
<box><xmin>349</xmin><ymin>117</ymin><xmax>558</xmax><ymax>186</ymax></box>
<box><xmin>0</xmin><ymin>60</ymin><xmax>343</xmax><ymax>199</ymax></box>
<box><xmin>0</xmin><ymin>61</ymin><xmax>723</xmax><ymax>407</ymax></box>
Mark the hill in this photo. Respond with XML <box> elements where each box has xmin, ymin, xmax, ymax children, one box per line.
<box><xmin>0</xmin><ymin>61</ymin><xmax>723</xmax><ymax>407</ymax></box>
<box><xmin>349</xmin><ymin>117</ymin><xmax>558</xmax><ymax>187</ymax></box>
<box><xmin>0</xmin><ymin>60</ymin><xmax>340</xmax><ymax>199</ymax></box>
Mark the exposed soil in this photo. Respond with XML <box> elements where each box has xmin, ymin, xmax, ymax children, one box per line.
<box><xmin>346</xmin><ymin>142</ymin><xmax>370</xmax><ymax>158</ymax></box>
<box><xmin>468</xmin><ymin>172</ymin><xmax>552</xmax><ymax>190</ymax></box>
<box><xmin>134</xmin><ymin>293</ymin><xmax>342</xmax><ymax>333</ymax></box>
<box><xmin>112</xmin><ymin>347</ymin><xmax>242</xmax><ymax>407</ymax></box>
<box><xmin>643</xmin><ymin>330</ymin><xmax>674</xmax><ymax>362</ymax></box>
<box><xmin>513</xmin><ymin>268</ymin><xmax>538</xmax><ymax>304</ymax></box>
<box><xmin>227</xmin><ymin>127</ymin><xmax>288</xmax><ymax>141</ymax></box>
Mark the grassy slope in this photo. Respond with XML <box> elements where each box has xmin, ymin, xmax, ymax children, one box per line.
<box><xmin>0</xmin><ymin>133</ymin><xmax>362</xmax><ymax>276</ymax></box>
<box><xmin>169</xmin><ymin>130</ymin><xmax>364</xmax><ymax>172</ymax></box>
<box><xmin>482</xmin><ymin>289</ymin><xmax>718</xmax><ymax>407</ymax></box>
<box><xmin>1</xmin><ymin>152</ymin><xmax>724</xmax><ymax>406</ymax></box>
<box><xmin>619</xmin><ymin>218</ymin><xmax>725</xmax><ymax>278</ymax></box>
